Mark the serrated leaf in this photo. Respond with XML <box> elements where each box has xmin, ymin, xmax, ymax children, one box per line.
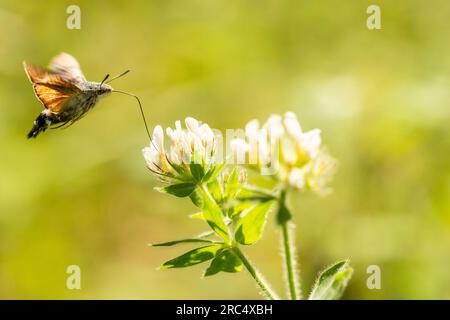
<box><xmin>235</xmin><ymin>201</ymin><xmax>274</xmax><ymax>245</ymax></box>
<box><xmin>156</xmin><ymin>183</ymin><xmax>196</xmax><ymax>197</ymax></box>
<box><xmin>152</xmin><ymin>238</ymin><xmax>214</xmax><ymax>247</ymax></box>
<box><xmin>308</xmin><ymin>260</ymin><xmax>353</xmax><ymax>300</ymax></box>
<box><xmin>159</xmin><ymin>244</ymin><xmax>223</xmax><ymax>269</ymax></box>
<box><xmin>190</xmin><ymin>163</ymin><xmax>205</xmax><ymax>182</ymax></box>
<box><xmin>199</xmin><ymin>186</ymin><xmax>230</xmax><ymax>242</ymax></box>
<box><xmin>204</xmin><ymin>249</ymin><xmax>243</xmax><ymax>277</ymax></box>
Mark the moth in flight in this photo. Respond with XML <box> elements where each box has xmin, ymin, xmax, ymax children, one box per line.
<box><xmin>24</xmin><ymin>52</ymin><xmax>149</xmax><ymax>139</ymax></box>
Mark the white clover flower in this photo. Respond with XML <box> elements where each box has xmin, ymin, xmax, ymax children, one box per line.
<box><xmin>142</xmin><ymin>117</ymin><xmax>218</xmax><ymax>183</ymax></box>
<box><xmin>288</xmin><ymin>167</ymin><xmax>306</xmax><ymax>190</ymax></box>
<box><xmin>263</xmin><ymin>114</ymin><xmax>285</xmax><ymax>140</ymax></box>
<box><xmin>303</xmin><ymin>151</ymin><xmax>336</xmax><ymax>195</ymax></box>
<box><xmin>232</xmin><ymin>112</ymin><xmax>335</xmax><ymax>194</ymax></box>
<box><xmin>299</xmin><ymin>128</ymin><xmax>321</xmax><ymax>159</ymax></box>
<box><xmin>284</xmin><ymin>112</ymin><xmax>302</xmax><ymax>139</ymax></box>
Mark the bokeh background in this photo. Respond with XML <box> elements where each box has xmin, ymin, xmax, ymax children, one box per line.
<box><xmin>0</xmin><ymin>0</ymin><xmax>449</xmax><ymax>299</ymax></box>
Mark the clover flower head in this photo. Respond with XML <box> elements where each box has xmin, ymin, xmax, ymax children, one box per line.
<box><xmin>232</xmin><ymin>112</ymin><xmax>336</xmax><ymax>194</ymax></box>
<box><xmin>142</xmin><ymin>117</ymin><xmax>218</xmax><ymax>183</ymax></box>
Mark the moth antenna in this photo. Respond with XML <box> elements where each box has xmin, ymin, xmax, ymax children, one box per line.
<box><xmin>112</xmin><ymin>90</ymin><xmax>151</xmax><ymax>141</ymax></box>
<box><xmin>100</xmin><ymin>74</ymin><xmax>110</xmax><ymax>86</ymax></box>
<box><xmin>106</xmin><ymin>70</ymin><xmax>130</xmax><ymax>84</ymax></box>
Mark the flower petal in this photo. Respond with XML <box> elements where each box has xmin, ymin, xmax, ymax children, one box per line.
<box><xmin>185</xmin><ymin>117</ymin><xmax>200</xmax><ymax>135</ymax></box>
<box><xmin>288</xmin><ymin>168</ymin><xmax>306</xmax><ymax>189</ymax></box>
<box><xmin>284</xmin><ymin>112</ymin><xmax>302</xmax><ymax>139</ymax></box>
<box><xmin>300</xmin><ymin>129</ymin><xmax>322</xmax><ymax>158</ymax></box>
<box><xmin>152</xmin><ymin>125</ymin><xmax>164</xmax><ymax>151</ymax></box>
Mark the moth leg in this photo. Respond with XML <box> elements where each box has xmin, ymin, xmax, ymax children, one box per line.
<box><xmin>51</xmin><ymin>120</ymin><xmax>72</xmax><ymax>129</ymax></box>
<box><xmin>60</xmin><ymin>112</ymin><xmax>90</xmax><ymax>129</ymax></box>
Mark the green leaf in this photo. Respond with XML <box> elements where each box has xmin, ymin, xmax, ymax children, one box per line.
<box><xmin>308</xmin><ymin>260</ymin><xmax>353</xmax><ymax>300</ymax></box>
<box><xmin>189</xmin><ymin>212</ymin><xmax>205</xmax><ymax>220</ymax></box>
<box><xmin>189</xmin><ymin>188</ymin><xmax>203</xmax><ymax>207</ymax></box>
<box><xmin>204</xmin><ymin>249</ymin><xmax>242</xmax><ymax>277</ymax></box>
<box><xmin>159</xmin><ymin>244</ymin><xmax>223</xmax><ymax>269</ymax></box>
<box><xmin>235</xmin><ymin>201</ymin><xmax>274</xmax><ymax>245</ymax></box>
<box><xmin>236</xmin><ymin>195</ymin><xmax>277</xmax><ymax>203</ymax></box>
<box><xmin>166</xmin><ymin>161</ymin><xmax>186</xmax><ymax>177</ymax></box>
<box><xmin>227</xmin><ymin>201</ymin><xmax>253</xmax><ymax>219</ymax></box>
<box><xmin>156</xmin><ymin>183</ymin><xmax>196</xmax><ymax>197</ymax></box>
<box><xmin>152</xmin><ymin>238</ymin><xmax>214</xmax><ymax>247</ymax></box>
<box><xmin>199</xmin><ymin>186</ymin><xmax>230</xmax><ymax>242</ymax></box>
<box><xmin>197</xmin><ymin>221</ymin><xmax>231</xmax><ymax>239</ymax></box>
<box><xmin>190</xmin><ymin>163</ymin><xmax>205</xmax><ymax>182</ymax></box>
<box><xmin>197</xmin><ymin>230</ymin><xmax>217</xmax><ymax>239</ymax></box>
<box><xmin>237</xmin><ymin>186</ymin><xmax>276</xmax><ymax>202</ymax></box>
<box><xmin>207</xmin><ymin>178</ymin><xmax>223</xmax><ymax>203</ymax></box>
<box><xmin>224</xmin><ymin>167</ymin><xmax>240</xmax><ymax>199</ymax></box>
<box><xmin>203</xmin><ymin>164</ymin><xmax>224</xmax><ymax>183</ymax></box>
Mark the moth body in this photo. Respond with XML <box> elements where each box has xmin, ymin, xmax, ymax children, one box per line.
<box><xmin>24</xmin><ymin>53</ymin><xmax>114</xmax><ymax>138</ymax></box>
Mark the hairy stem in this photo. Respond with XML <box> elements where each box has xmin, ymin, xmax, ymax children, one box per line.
<box><xmin>232</xmin><ymin>247</ymin><xmax>280</xmax><ymax>300</ymax></box>
<box><xmin>281</xmin><ymin>221</ymin><xmax>300</xmax><ymax>299</ymax></box>
<box><xmin>277</xmin><ymin>189</ymin><xmax>301</xmax><ymax>300</ymax></box>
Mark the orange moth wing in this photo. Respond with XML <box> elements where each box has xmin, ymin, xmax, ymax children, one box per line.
<box><xmin>23</xmin><ymin>62</ymin><xmax>79</xmax><ymax>113</ymax></box>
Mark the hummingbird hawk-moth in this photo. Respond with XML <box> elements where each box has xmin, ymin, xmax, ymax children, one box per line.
<box><xmin>24</xmin><ymin>52</ymin><xmax>150</xmax><ymax>139</ymax></box>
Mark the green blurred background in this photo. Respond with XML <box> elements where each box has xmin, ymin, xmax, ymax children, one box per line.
<box><xmin>0</xmin><ymin>0</ymin><xmax>449</xmax><ymax>299</ymax></box>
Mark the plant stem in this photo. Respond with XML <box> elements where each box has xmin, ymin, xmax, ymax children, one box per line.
<box><xmin>281</xmin><ymin>221</ymin><xmax>300</xmax><ymax>299</ymax></box>
<box><xmin>277</xmin><ymin>188</ymin><xmax>301</xmax><ymax>300</ymax></box>
<box><xmin>232</xmin><ymin>247</ymin><xmax>280</xmax><ymax>300</ymax></box>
